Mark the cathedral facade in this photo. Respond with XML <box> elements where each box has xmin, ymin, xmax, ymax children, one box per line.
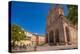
<box><xmin>46</xmin><ymin>5</ymin><xmax>78</xmax><ymax>46</ymax></box>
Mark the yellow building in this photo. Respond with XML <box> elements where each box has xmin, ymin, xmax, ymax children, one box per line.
<box><xmin>14</xmin><ymin>31</ymin><xmax>46</xmax><ymax>46</ymax></box>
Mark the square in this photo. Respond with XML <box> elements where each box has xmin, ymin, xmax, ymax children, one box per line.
<box><xmin>8</xmin><ymin>1</ymin><xmax>78</xmax><ymax>53</ymax></box>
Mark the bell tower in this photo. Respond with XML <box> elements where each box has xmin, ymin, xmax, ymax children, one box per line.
<box><xmin>46</xmin><ymin>5</ymin><xmax>64</xmax><ymax>32</ymax></box>
<box><xmin>46</xmin><ymin>5</ymin><xmax>65</xmax><ymax>45</ymax></box>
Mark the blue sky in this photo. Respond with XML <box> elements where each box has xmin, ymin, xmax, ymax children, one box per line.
<box><xmin>11</xmin><ymin>1</ymin><xmax>68</xmax><ymax>35</ymax></box>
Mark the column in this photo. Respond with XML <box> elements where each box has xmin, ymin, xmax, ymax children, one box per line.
<box><xmin>64</xmin><ymin>28</ymin><xmax>68</xmax><ymax>45</ymax></box>
<box><xmin>48</xmin><ymin>33</ymin><xmax>50</xmax><ymax>45</ymax></box>
<box><xmin>53</xmin><ymin>32</ymin><xmax>56</xmax><ymax>45</ymax></box>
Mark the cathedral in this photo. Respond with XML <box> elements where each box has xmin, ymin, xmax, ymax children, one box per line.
<box><xmin>46</xmin><ymin>5</ymin><xmax>78</xmax><ymax>46</ymax></box>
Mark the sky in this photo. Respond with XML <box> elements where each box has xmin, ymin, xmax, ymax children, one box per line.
<box><xmin>11</xmin><ymin>1</ymin><xmax>68</xmax><ymax>35</ymax></box>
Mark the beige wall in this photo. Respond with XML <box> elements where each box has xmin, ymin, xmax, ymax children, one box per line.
<box><xmin>69</xmin><ymin>26</ymin><xmax>78</xmax><ymax>44</ymax></box>
<box><xmin>38</xmin><ymin>36</ymin><xmax>45</xmax><ymax>45</ymax></box>
<box><xmin>63</xmin><ymin>21</ymin><xmax>78</xmax><ymax>45</ymax></box>
<box><xmin>31</xmin><ymin>35</ymin><xmax>36</xmax><ymax>42</ymax></box>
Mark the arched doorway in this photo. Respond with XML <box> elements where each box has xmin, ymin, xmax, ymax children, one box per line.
<box><xmin>49</xmin><ymin>31</ymin><xmax>54</xmax><ymax>45</ymax></box>
<box><xmin>65</xmin><ymin>27</ymin><xmax>70</xmax><ymax>44</ymax></box>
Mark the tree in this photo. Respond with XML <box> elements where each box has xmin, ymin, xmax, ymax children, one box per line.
<box><xmin>67</xmin><ymin>5</ymin><xmax>78</xmax><ymax>25</ymax></box>
<box><xmin>11</xmin><ymin>24</ymin><xmax>26</xmax><ymax>48</ymax></box>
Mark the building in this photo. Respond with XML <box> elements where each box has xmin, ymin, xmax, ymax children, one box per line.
<box><xmin>31</xmin><ymin>34</ymin><xmax>45</xmax><ymax>45</ymax></box>
<box><xmin>38</xmin><ymin>35</ymin><xmax>45</xmax><ymax>45</ymax></box>
<box><xmin>14</xmin><ymin>32</ymin><xmax>33</xmax><ymax>47</ymax></box>
<box><xmin>25</xmin><ymin>32</ymin><xmax>33</xmax><ymax>37</ymax></box>
<box><xmin>14</xmin><ymin>31</ymin><xmax>45</xmax><ymax>46</ymax></box>
<box><xmin>24</xmin><ymin>31</ymin><xmax>46</xmax><ymax>46</ymax></box>
<box><xmin>46</xmin><ymin>5</ymin><xmax>78</xmax><ymax>46</ymax></box>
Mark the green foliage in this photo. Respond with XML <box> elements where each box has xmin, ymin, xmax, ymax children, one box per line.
<box><xmin>67</xmin><ymin>5</ymin><xmax>78</xmax><ymax>25</ymax></box>
<box><xmin>11</xmin><ymin>24</ymin><xmax>26</xmax><ymax>41</ymax></box>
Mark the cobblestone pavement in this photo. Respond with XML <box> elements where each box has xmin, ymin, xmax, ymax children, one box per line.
<box><xmin>37</xmin><ymin>44</ymin><xmax>78</xmax><ymax>51</ymax></box>
<box><xmin>12</xmin><ymin>47</ymin><xmax>35</xmax><ymax>53</ymax></box>
<box><xmin>12</xmin><ymin>44</ymin><xmax>77</xmax><ymax>53</ymax></box>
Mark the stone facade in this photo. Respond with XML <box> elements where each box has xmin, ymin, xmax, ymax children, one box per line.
<box><xmin>46</xmin><ymin>5</ymin><xmax>77</xmax><ymax>46</ymax></box>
